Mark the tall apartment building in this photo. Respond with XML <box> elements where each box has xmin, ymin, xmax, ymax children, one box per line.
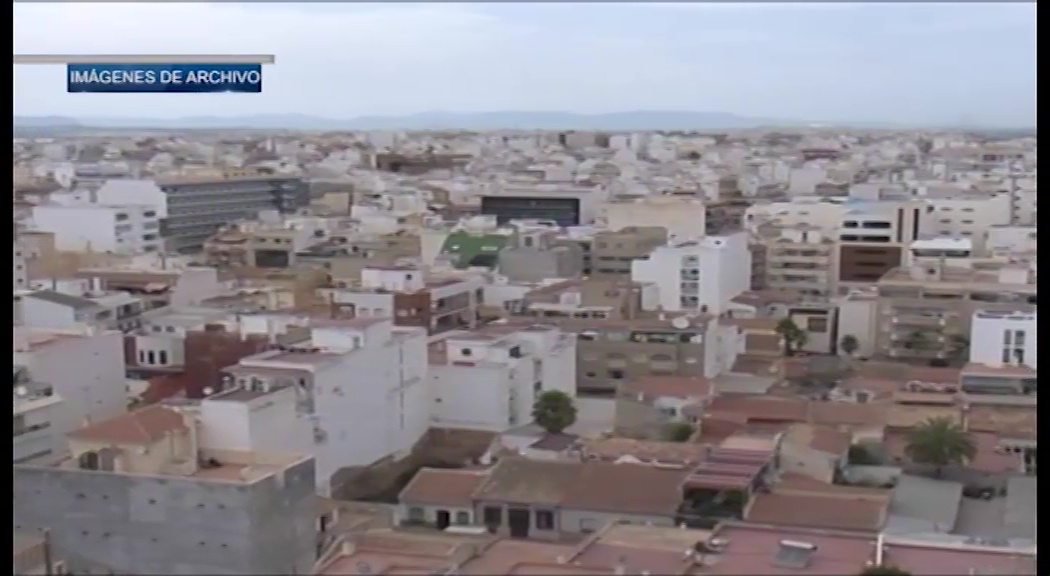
<box><xmin>589</xmin><ymin>227</ymin><xmax>667</xmax><ymax>279</ymax></box>
<box><xmin>323</xmin><ymin>266</ymin><xmax>484</xmax><ymax>335</ymax></box>
<box><xmin>224</xmin><ymin>317</ymin><xmax>429</xmax><ymax>496</ymax></box>
<box><xmin>428</xmin><ymin>324</ymin><xmax>576</xmax><ymax>431</ymax></box>
<box><xmin>763</xmin><ymin>227</ymin><xmax>838</xmax><ymax>298</ymax></box>
<box><xmin>632</xmin><ymin>232</ymin><xmax>751</xmax><ymax>314</ymax></box>
<box><xmin>962</xmin><ymin>310</ymin><xmax>1037</xmax><ymax>395</ymax></box>
<box><xmin>561</xmin><ymin>316</ymin><xmax>740</xmax><ymax>397</ymax></box>
<box><xmin>14</xmin><ymin>327</ymin><xmax>127</xmax><ymax>432</ymax></box>
<box><xmin>156</xmin><ymin>171</ymin><xmax>308</xmax><ymax>254</ymax></box>
<box><xmin>31</xmin><ymin>203</ymin><xmax>162</xmax><ymax>255</ymax></box>
<box><xmin>838</xmin><ymin>199</ymin><xmax>928</xmax><ymax>286</ymax></box>
<box><xmin>14</xmin><ymin>233</ymin><xmax>28</xmax><ymax>290</ymax></box>
<box><xmin>875</xmin><ymin>264</ymin><xmax>1036</xmax><ymax>364</ymax></box>
<box><xmin>13</xmin><ymin>367</ymin><xmax>65</xmax><ymax>464</ymax></box>
<box><xmin>13</xmin><ymin>405</ymin><xmax>317</xmax><ymax>574</ymax></box>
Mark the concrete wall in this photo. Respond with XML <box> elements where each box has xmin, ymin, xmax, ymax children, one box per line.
<box><xmin>397</xmin><ymin>503</ymin><xmax>475</xmax><ymax>527</ymax></box>
<box><xmin>559</xmin><ymin>509</ymin><xmax>675</xmax><ymax>534</ymax></box>
<box><xmin>13</xmin><ymin>459</ymin><xmax>317</xmax><ymax>575</ymax></box>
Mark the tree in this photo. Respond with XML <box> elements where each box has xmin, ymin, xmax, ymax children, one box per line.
<box><xmin>858</xmin><ymin>564</ymin><xmax>912</xmax><ymax>576</ymax></box>
<box><xmin>775</xmin><ymin>318</ymin><xmax>806</xmax><ymax>356</ymax></box>
<box><xmin>532</xmin><ymin>390</ymin><xmax>577</xmax><ymax>434</ymax></box>
<box><xmin>904</xmin><ymin>331</ymin><xmax>928</xmax><ymax>350</ymax></box>
<box><xmin>948</xmin><ymin>335</ymin><xmax>970</xmax><ymax>361</ymax></box>
<box><xmin>663</xmin><ymin>422</ymin><xmax>695</xmax><ymax>443</ymax></box>
<box><xmin>905</xmin><ymin>417</ymin><xmax>976</xmax><ymax>477</ymax></box>
<box><xmin>840</xmin><ymin>335</ymin><xmax>860</xmax><ymax>357</ymax></box>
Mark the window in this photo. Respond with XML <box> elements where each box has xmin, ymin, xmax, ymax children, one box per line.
<box><xmin>407</xmin><ymin>507</ymin><xmax>425</xmax><ymax>522</ymax></box>
<box><xmin>483</xmin><ymin>506</ymin><xmax>502</xmax><ymax>526</ymax></box>
<box><xmin>806</xmin><ymin>317</ymin><xmax>828</xmax><ymax>333</ymax></box>
<box><xmin>158</xmin><ymin>351</ymin><xmax>168</xmax><ymax>365</ymax></box>
<box><xmin>147</xmin><ymin>351</ymin><xmax>155</xmax><ymax>365</ymax></box>
<box><xmin>608</xmin><ymin>369</ymin><xmax>625</xmax><ymax>380</ymax></box>
<box><xmin>535</xmin><ymin>510</ymin><xmax>555</xmax><ymax>530</ymax></box>
<box><xmin>461</xmin><ymin>348</ymin><xmax>473</xmax><ymax>357</ymax></box>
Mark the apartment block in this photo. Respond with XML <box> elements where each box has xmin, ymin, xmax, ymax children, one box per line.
<box><xmin>763</xmin><ymin>227</ymin><xmax>838</xmax><ymax>298</ymax></box>
<box><xmin>563</xmin><ymin>316</ymin><xmax>740</xmax><ymax>397</ymax></box>
<box><xmin>14</xmin><ymin>234</ymin><xmax>29</xmax><ymax>290</ymax></box>
<box><xmin>502</xmin><ymin>278</ymin><xmax>657</xmax><ymax>321</ymax></box>
<box><xmin>838</xmin><ymin>200</ymin><xmax>928</xmax><ymax>286</ymax></box>
<box><xmin>704</xmin><ymin>192</ymin><xmax>751</xmax><ymax>235</ymax></box>
<box><xmin>480</xmin><ymin>184</ymin><xmax>605</xmax><ymax>226</ymax></box>
<box><xmin>589</xmin><ymin>226</ymin><xmax>667</xmax><ymax>279</ymax></box>
<box><xmin>224</xmin><ymin>317</ymin><xmax>429</xmax><ymax>496</ymax></box>
<box><xmin>428</xmin><ymin>324</ymin><xmax>575</xmax><ymax>432</ymax></box>
<box><xmin>14</xmin><ymin>327</ymin><xmax>127</xmax><ymax>431</ymax></box>
<box><xmin>924</xmin><ymin>192</ymin><xmax>1012</xmax><ymax>251</ymax></box>
<box><xmin>601</xmin><ymin>196</ymin><xmax>708</xmax><ymax>242</ymax></box>
<box><xmin>13</xmin><ymin>367</ymin><xmax>65</xmax><ymax>464</ymax></box>
<box><xmin>632</xmin><ymin>233</ymin><xmax>751</xmax><ymax>314</ymax></box>
<box><xmin>203</xmin><ymin>217</ymin><xmax>330</xmax><ymax>269</ymax></box>
<box><xmin>31</xmin><ymin>203</ymin><xmax>162</xmax><ymax>255</ymax></box>
<box><xmin>875</xmin><ymin>264</ymin><xmax>1036</xmax><ymax>364</ymax></box>
<box><xmin>156</xmin><ymin>170</ymin><xmax>308</xmax><ymax>254</ymax></box>
<box><xmin>960</xmin><ymin>310</ymin><xmax>1037</xmax><ymax>395</ymax></box>
<box><xmin>497</xmin><ymin>228</ymin><xmax>584</xmax><ymax>282</ymax></box>
<box><xmin>19</xmin><ymin>287</ymin><xmax>147</xmax><ymax>333</ymax></box>
<box><xmin>13</xmin><ymin>406</ymin><xmax>317</xmax><ymax>575</ymax></box>
<box><xmin>323</xmin><ymin>266</ymin><xmax>483</xmax><ymax>335</ymax></box>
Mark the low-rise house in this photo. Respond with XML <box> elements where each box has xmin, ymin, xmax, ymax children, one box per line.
<box><xmin>398</xmin><ymin>468</ymin><xmax>489</xmax><ymax>529</ymax></box>
<box><xmin>778</xmin><ymin>423</ymin><xmax>852</xmax><ymax>483</ymax></box>
<box><xmin>614</xmin><ymin>375</ymin><xmax>713</xmax><ymax>439</ymax></box>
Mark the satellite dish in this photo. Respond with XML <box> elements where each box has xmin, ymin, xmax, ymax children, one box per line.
<box><xmin>202</xmin><ymin>387</ymin><xmax>214</xmax><ymax>396</ymax></box>
<box><xmin>671</xmin><ymin>316</ymin><xmax>690</xmax><ymax>329</ymax></box>
<box><xmin>14</xmin><ymin>385</ymin><xmax>28</xmax><ymax>397</ymax></box>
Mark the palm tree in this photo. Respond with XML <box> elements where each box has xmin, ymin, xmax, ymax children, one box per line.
<box><xmin>905</xmin><ymin>417</ymin><xmax>976</xmax><ymax>477</ymax></box>
<box><xmin>775</xmin><ymin>318</ymin><xmax>805</xmax><ymax>356</ymax></box>
<box><xmin>840</xmin><ymin>335</ymin><xmax>860</xmax><ymax>357</ymax></box>
<box><xmin>858</xmin><ymin>565</ymin><xmax>912</xmax><ymax>576</ymax></box>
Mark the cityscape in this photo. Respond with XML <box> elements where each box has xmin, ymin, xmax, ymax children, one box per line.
<box><xmin>13</xmin><ymin>3</ymin><xmax>1037</xmax><ymax>576</ymax></box>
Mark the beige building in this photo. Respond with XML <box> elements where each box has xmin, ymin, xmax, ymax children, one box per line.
<box><xmin>589</xmin><ymin>227</ymin><xmax>667</xmax><ymax>279</ymax></box>
<box><xmin>875</xmin><ymin>264</ymin><xmax>1037</xmax><ymax>363</ymax></box>
<box><xmin>601</xmin><ymin>195</ymin><xmax>708</xmax><ymax>241</ymax></box>
<box><xmin>762</xmin><ymin>227</ymin><xmax>839</xmax><ymax>298</ymax></box>
<box><xmin>496</xmin><ymin>278</ymin><xmax>658</xmax><ymax>322</ymax></box>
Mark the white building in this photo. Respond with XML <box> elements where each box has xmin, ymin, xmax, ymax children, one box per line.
<box><xmin>19</xmin><ymin>288</ymin><xmax>146</xmax><ymax>333</ymax></box>
<box><xmin>13</xmin><ymin>367</ymin><xmax>65</xmax><ymax>464</ymax></box>
<box><xmin>428</xmin><ymin>324</ymin><xmax>575</xmax><ymax>432</ymax></box>
<box><xmin>31</xmin><ymin>203</ymin><xmax>162</xmax><ymax>255</ymax></box>
<box><xmin>13</xmin><ymin>327</ymin><xmax>128</xmax><ymax>432</ymax></box>
<box><xmin>14</xmin><ymin>237</ymin><xmax>28</xmax><ymax>290</ymax></box>
<box><xmin>632</xmin><ymin>232</ymin><xmax>751</xmax><ymax>314</ymax></box>
<box><xmin>924</xmin><ymin>193</ymin><xmax>1012</xmax><ymax>251</ymax></box>
<box><xmin>969</xmin><ymin>310</ymin><xmax>1036</xmax><ymax>370</ymax></box>
<box><xmin>744</xmin><ymin>197</ymin><xmax>848</xmax><ymax>235</ymax></box>
<box><xmin>225</xmin><ymin>317</ymin><xmax>429</xmax><ymax>496</ymax></box>
<box><xmin>986</xmin><ymin>225</ymin><xmax>1038</xmax><ymax>256</ymax></box>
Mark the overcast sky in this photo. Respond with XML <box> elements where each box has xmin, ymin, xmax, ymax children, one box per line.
<box><xmin>13</xmin><ymin>2</ymin><xmax>1036</xmax><ymax>126</ymax></box>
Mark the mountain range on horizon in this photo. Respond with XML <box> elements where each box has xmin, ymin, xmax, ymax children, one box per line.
<box><xmin>13</xmin><ymin>111</ymin><xmax>1033</xmax><ymax>134</ymax></box>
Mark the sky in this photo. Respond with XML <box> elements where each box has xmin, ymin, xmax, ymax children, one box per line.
<box><xmin>13</xmin><ymin>2</ymin><xmax>1037</xmax><ymax>127</ymax></box>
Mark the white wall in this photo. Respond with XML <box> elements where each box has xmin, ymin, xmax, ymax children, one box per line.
<box><xmin>632</xmin><ymin>232</ymin><xmax>750</xmax><ymax>314</ymax></box>
<box><xmin>31</xmin><ymin>204</ymin><xmax>161</xmax><ymax>255</ymax></box>
<box><xmin>14</xmin><ymin>330</ymin><xmax>127</xmax><ymax>430</ymax></box>
<box><xmin>431</xmin><ymin>365</ymin><xmax>514</xmax><ymax>431</ymax></box>
<box><xmin>969</xmin><ymin>311</ymin><xmax>1036</xmax><ymax>370</ymax></box>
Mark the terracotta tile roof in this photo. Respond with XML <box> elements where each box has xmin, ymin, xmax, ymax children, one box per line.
<box><xmin>560</xmin><ymin>462</ymin><xmax>688</xmax><ymax>516</ymax></box>
<box><xmin>398</xmin><ymin>468</ymin><xmax>488</xmax><ymax>508</ymax></box>
<box><xmin>621</xmin><ymin>375</ymin><xmax>713</xmax><ymax>400</ymax></box>
<box><xmin>784</xmin><ymin>424</ymin><xmax>851</xmax><ymax>455</ymax></box>
<box><xmin>703</xmin><ymin>522</ymin><xmax>877</xmax><ymax>575</ymax></box>
<box><xmin>882</xmin><ymin>541</ymin><xmax>1037</xmax><ymax>576</ymax></box>
<box><xmin>67</xmin><ymin>405</ymin><xmax>187</xmax><ymax>445</ymax></box>
<box><xmin>745</xmin><ymin>492</ymin><xmax>887</xmax><ymax>532</ymax></box>
<box><xmin>576</xmin><ymin>438</ymin><xmax>709</xmax><ymax>466</ymax></box>
<box><xmin>706</xmin><ymin>396</ymin><xmax>810</xmax><ymax>423</ymax></box>
<box><xmin>808</xmin><ymin>402</ymin><xmax>888</xmax><ymax>428</ymax></box>
<box><xmin>472</xmin><ymin>459</ymin><xmax>581</xmax><ymax>506</ymax></box>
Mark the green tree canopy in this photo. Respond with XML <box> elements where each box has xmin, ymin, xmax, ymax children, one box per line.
<box><xmin>532</xmin><ymin>390</ymin><xmax>577</xmax><ymax>434</ymax></box>
<box><xmin>905</xmin><ymin>417</ymin><xmax>976</xmax><ymax>476</ymax></box>
<box><xmin>663</xmin><ymin>422</ymin><xmax>695</xmax><ymax>442</ymax></box>
<box><xmin>840</xmin><ymin>335</ymin><xmax>860</xmax><ymax>356</ymax></box>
